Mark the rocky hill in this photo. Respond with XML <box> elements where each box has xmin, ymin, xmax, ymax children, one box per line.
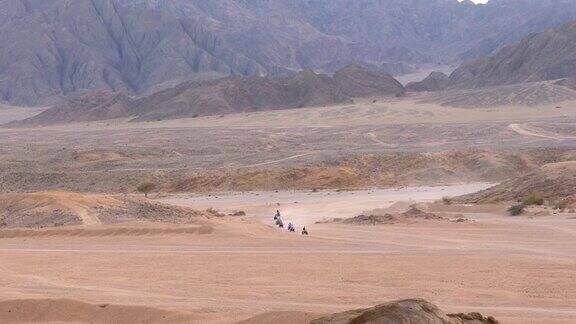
<box><xmin>333</xmin><ymin>64</ymin><xmax>405</xmax><ymax>98</ymax></box>
<box><xmin>130</xmin><ymin>70</ymin><xmax>352</xmax><ymax>122</ymax></box>
<box><xmin>310</xmin><ymin>299</ymin><xmax>498</xmax><ymax>324</ymax></box>
<box><xmin>406</xmin><ymin>72</ymin><xmax>450</xmax><ymax>92</ymax></box>
<box><xmin>457</xmin><ymin>161</ymin><xmax>576</xmax><ymax>204</ymax></box>
<box><xmin>450</xmin><ymin>22</ymin><xmax>576</xmax><ymax>89</ymax></box>
<box><xmin>11</xmin><ymin>65</ymin><xmax>402</xmax><ymax>125</ymax></box>
<box><xmin>3</xmin><ymin>0</ymin><xmax>576</xmax><ymax>106</ymax></box>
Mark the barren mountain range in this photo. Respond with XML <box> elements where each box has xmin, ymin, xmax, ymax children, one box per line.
<box><xmin>15</xmin><ymin>15</ymin><xmax>576</xmax><ymax>126</ymax></box>
<box><xmin>11</xmin><ymin>64</ymin><xmax>404</xmax><ymax>125</ymax></box>
<box><xmin>405</xmin><ymin>20</ymin><xmax>576</xmax><ymax>102</ymax></box>
<box><xmin>3</xmin><ymin>0</ymin><xmax>576</xmax><ymax>106</ymax></box>
<box><xmin>450</xmin><ymin>21</ymin><xmax>576</xmax><ymax>88</ymax></box>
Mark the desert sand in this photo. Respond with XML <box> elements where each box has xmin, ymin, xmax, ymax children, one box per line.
<box><xmin>0</xmin><ymin>93</ymin><xmax>575</xmax><ymax>323</ymax></box>
<box><xmin>0</xmin><ymin>184</ymin><xmax>575</xmax><ymax>323</ymax></box>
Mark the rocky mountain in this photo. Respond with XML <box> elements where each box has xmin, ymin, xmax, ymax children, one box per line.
<box><xmin>450</xmin><ymin>21</ymin><xmax>576</xmax><ymax>89</ymax></box>
<box><xmin>333</xmin><ymin>64</ymin><xmax>405</xmax><ymax>98</ymax></box>
<box><xmin>406</xmin><ymin>72</ymin><xmax>451</xmax><ymax>92</ymax></box>
<box><xmin>2</xmin><ymin>0</ymin><xmax>576</xmax><ymax>106</ymax></box>
<box><xmin>11</xmin><ymin>65</ymin><xmax>403</xmax><ymax>126</ymax></box>
<box><xmin>130</xmin><ymin>70</ymin><xmax>351</xmax><ymax>122</ymax></box>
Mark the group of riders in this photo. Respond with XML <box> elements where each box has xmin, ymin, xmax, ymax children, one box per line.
<box><xmin>274</xmin><ymin>210</ymin><xmax>308</xmax><ymax>235</ymax></box>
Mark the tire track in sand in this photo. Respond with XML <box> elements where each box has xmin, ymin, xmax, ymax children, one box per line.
<box><xmin>509</xmin><ymin>123</ymin><xmax>576</xmax><ymax>140</ymax></box>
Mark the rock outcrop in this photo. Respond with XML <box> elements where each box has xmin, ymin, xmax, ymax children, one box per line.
<box><xmin>311</xmin><ymin>299</ymin><xmax>499</xmax><ymax>324</ymax></box>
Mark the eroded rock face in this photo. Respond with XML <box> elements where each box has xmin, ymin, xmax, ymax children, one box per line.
<box><xmin>3</xmin><ymin>0</ymin><xmax>576</xmax><ymax>106</ymax></box>
<box><xmin>310</xmin><ymin>299</ymin><xmax>499</xmax><ymax>324</ymax></box>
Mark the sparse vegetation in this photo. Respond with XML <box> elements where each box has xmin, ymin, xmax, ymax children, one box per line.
<box><xmin>442</xmin><ymin>196</ymin><xmax>453</xmax><ymax>205</ymax></box>
<box><xmin>137</xmin><ymin>182</ymin><xmax>157</xmax><ymax>198</ymax></box>
<box><xmin>553</xmin><ymin>199</ymin><xmax>568</xmax><ymax>211</ymax></box>
<box><xmin>508</xmin><ymin>204</ymin><xmax>525</xmax><ymax>216</ymax></box>
<box><xmin>523</xmin><ymin>193</ymin><xmax>544</xmax><ymax>206</ymax></box>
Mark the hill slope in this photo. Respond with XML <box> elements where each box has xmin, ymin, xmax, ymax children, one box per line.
<box><xmin>457</xmin><ymin>161</ymin><xmax>576</xmax><ymax>204</ymax></box>
<box><xmin>450</xmin><ymin>22</ymin><xmax>576</xmax><ymax>89</ymax></box>
<box><xmin>0</xmin><ymin>191</ymin><xmax>207</xmax><ymax>228</ymax></box>
<box><xmin>406</xmin><ymin>72</ymin><xmax>450</xmax><ymax>92</ymax></box>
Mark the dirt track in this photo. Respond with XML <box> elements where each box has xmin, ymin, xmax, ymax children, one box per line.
<box><xmin>509</xmin><ymin>123</ymin><xmax>576</xmax><ymax>140</ymax></box>
<box><xmin>1</xmin><ymin>185</ymin><xmax>575</xmax><ymax>323</ymax></box>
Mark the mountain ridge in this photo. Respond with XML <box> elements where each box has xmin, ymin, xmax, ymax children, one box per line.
<box><xmin>3</xmin><ymin>0</ymin><xmax>576</xmax><ymax>106</ymax></box>
<box><xmin>9</xmin><ymin>65</ymin><xmax>404</xmax><ymax>126</ymax></box>
<box><xmin>450</xmin><ymin>21</ymin><xmax>576</xmax><ymax>89</ymax></box>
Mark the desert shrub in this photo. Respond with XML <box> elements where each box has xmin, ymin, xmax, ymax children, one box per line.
<box><xmin>442</xmin><ymin>196</ymin><xmax>453</xmax><ymax>205</ymax></box>
<box><xmin>137</xmin><ymin>182</ymin><xmax>157</xmax><ymax>198</ymax></box>
<box><xmin>553</xmin><ymin>200</ymin><xmax>568</xmax><ymax>211</ymax></box>
<box><xmin>508</xmin><ymin>204</ymin><xmax>525</xmax><ymax>216</ymax></box>
<box><xmin>523</xmin><ymin>193</ymin><xmax>544</xmax><ymax>206</ymax></box>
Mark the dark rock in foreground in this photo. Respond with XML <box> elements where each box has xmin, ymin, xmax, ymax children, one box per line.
<box><xmin>311</xmin><ymin>299</ymin><xmax>499</xmax><ymax>324</ymax></box>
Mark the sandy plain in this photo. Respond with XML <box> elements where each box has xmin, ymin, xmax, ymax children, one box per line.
<box><xmin>0</xmin><ymin>184</ymin><xmax>575</xmax><ymax>323</ymax></box>
<box><xmin>1</xmin><ymin>95</ymin><xmax>576</xmax><ymax>323</ymax></box>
